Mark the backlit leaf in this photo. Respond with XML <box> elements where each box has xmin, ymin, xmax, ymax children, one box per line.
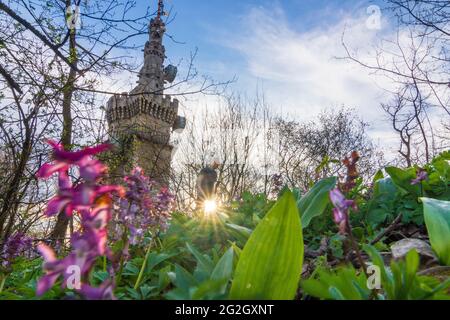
<box><xmin>230</xmin><ymin>190</ymin><xmax>304</xmax><ymax>300</ymax></box>
<box><xmin>421</xmin><ymin>198</ymin><xmax>450</xmax><ymax>265</ymax></box>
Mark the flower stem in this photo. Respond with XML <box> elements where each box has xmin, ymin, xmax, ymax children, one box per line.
<box><xmin>0</xmin><ymin>274</ymin><xmax>7</xmax><ymax>294</ymax></box>
<box><xmin>134</xmin><ymin>243</ymin><xmax>152</xmax><ymax>290</ymax></box>
<box><xmin>103</xmin><ymin>255</ymin><xmax>107</xmax><ymax>272</ymax></box>
<box><xmin>347</xmin><ymin>221</ymin><xmax>368</xmax><ymax>277</ymax></box>
<box><xmin>346</xmin><ymin>220</ymin><xmax>379</xmax><ymax>299</ymax></box>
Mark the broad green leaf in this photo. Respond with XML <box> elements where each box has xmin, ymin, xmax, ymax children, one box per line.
<box><xmin>165</xmin><ymin>288</ymin><xmax>190</xmax><ymax>300</ymax></box>
<box><xmin>158</xmin><ymin>266</ymin><xmax>171</xmax><ymax>291</ymax></box>
<box><xmin>297</xmin><ymin>176</ymin><xmax>337</xmax><ymax>228</ymax></box>
<box><xmin>186</xmin><ymin>243</ymin><xmax>215</xmax><ymax>274</ymax></box>
<box><xmin>126</xmin><ymin>288</ymin><xmax>142</xmax><ymax>300</ymax></box>
<box><xmin>171</xmin><ymin>265</ymin><xmax>198</xmax><ymax>292</ymax></box>
<box><xmin>385</xmin><ymin>167</ymin><xmax>420</xmax><ymax>196</ymax></box>
<box><xmin>372</xmin><ymin>170</ymin><xmax>384</xmax><ymax>184</ymax></box>
<box><xmin>329</xmin><ymin>287</ymin><xmax>345</xmax><ymax>300</ymax></box>
<box><xmin>191</xmin><ymin>279</ymin><xmax>229</xmax><ymax>300</ymax></box>
<box><xmin>403</xmin><ymin>250</ymin><xmax>420</xmax><ymax>297</ymax></box>
<box><xmin>301</xmin><ymin>278</ymin><xmax>332</xmax><ymax>299</ymax></box>
<box><xmin>230</xmin><ymin>190</ymin><xmax>304</xmax><ymax>300</ymax></box>
<box><xmin>229</xmin><ymin>242</ymin><xmax>242</xmax><ymax>261</ymax></box>
<box><xmin>421</xmin><ymin>198</ymin><xmax>450</xmax><ymax>265</ymax></box>
<box><xmin>211</xmin><ymin>247</ymin><xmax>234</xmax><ymax>281</ymax></box>
<box><xmin>122</xmin><ymin>261</ymin><xmax>140</xmax><ymax>276</ymax></box>
<box><xmin>301</xmin><ymin>266</ymin><xmax>370</xmax><ymax>300</ymax></box>
<box><xmin>364</xmin><ymin>244</ymin><xmax>394</xmax><ymax>298</ymax></box>
<box><xmin>373</xmin><ymin>177</ymin><xmax>397</xmax><ymax>199</ymax></box>
<box><xmin>146</xmin><ymin>252</ymin><xmax>177</xmax><ymax>273</ymax></box>
<box><xmin>225</xmin><ymin>223</ymin><xmax>252</xmax><ymax>242</ymax></box>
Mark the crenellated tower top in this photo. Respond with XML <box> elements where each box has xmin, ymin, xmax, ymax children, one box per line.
<box><xmin>105</xmin><ymin>0</ymin><xmax>185</xmax><ymax>183</ymax></box>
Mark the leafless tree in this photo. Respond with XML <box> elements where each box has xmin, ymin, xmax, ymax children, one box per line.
<box><xmin>0</xmin><ymin>0</ymin><xmax>231</xmax><ymax>244</ymax></box>
<box><xmin>170</xmin><ymin>94</ymin><xmax>278</xmax><ymax>211</ymax></box>
<box><xmin>170</xmin><ymin>97</ymin><xmax>383</xmax><ymax>212</ymax></box>
<box><xmin>381</xmin><ymin>79</ymin><xmax>436</xmax><ymax>166</ymax></box>
<box><xmin>341</xmin><ymin>1</ymin><xmax>449</xmax><ymax>165</ymax></box>
<box><xmin>275</xmin><ymin>108</ymin><xmax>382</xmax><ymax>190</ymax></box>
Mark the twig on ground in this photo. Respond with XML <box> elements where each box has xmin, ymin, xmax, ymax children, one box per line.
<box><xmin>370</xmin><ymin>213</ymin><xmax>403</xmax><ymax>245</ymax></box>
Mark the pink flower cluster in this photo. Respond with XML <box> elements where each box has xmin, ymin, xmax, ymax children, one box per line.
<box><xmin>113</xmin><ymin>167</ymin><xmax>174</xmax><ymax>246</ymax></box>
<box><xmin>36</xmin><ymin>140</ymin><xmax>124</xmax><ymax>299</ymax></box>
<box><xmin>329</xmin><ymin>188</ymin><xmax>357</xmax><ymax>234</ymax></box>
<box><xmin>0</xmin><ymin>233</ymin><xmax>32</xmax><ymax>270</ymax></box>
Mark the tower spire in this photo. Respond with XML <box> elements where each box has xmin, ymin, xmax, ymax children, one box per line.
<box><xmin>131</xmin><ymin>0</ymin><xmax>167</xmax><ymax>94</ymax></box>
<box><xmin>157</xmin><ymin>0</ymin><xmax>164</xmax><ymax>19</ymax></box>
<box><xmin>106</xmin><ymin>0</ymin><xmax>184</xmax><ymax>186</ymax></box>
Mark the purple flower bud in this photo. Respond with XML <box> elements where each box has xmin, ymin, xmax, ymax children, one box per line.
<box><xmin>411</xmin><ymin>169</ymin><xmax>428</xmax><ymax>185</ymax></box>
<box><xmin>329</xmin><ymin>188</ymin><xmax>357</xmax><ymax>234</ymax></box>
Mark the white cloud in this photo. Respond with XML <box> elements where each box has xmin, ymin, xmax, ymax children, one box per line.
<box><xmin>226</xmin><ymin>6</ymin><xmax>394</xmax><ymax>115</ymax></box>
<box><xmin>102</xmin><ymin>3</ymin><xmax>448</xmax><ymax>161</ymax></box>
<box><xmin>216</xmin><ymin>5</ymin><xmax>406</xmax><ymax>154</ymax></box>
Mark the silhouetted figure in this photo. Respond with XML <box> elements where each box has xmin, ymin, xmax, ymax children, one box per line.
<box><xmin>196</xmin><ymin>162</ymin><xmax>219</xmax><ymax>207</ymax></box>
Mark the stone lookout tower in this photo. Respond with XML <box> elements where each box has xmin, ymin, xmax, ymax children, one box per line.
<box><xmin>106</xmin><ymin>0</ymin><xmax>185</xmax><ymax>184</ymax></box>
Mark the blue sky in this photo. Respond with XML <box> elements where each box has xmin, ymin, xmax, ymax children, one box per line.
<box><xmin>153</xmin><ymin>0</ymin><xmax>384</xmax><ymax>78</ymax></box>
<box><xmin>108</xmin><ymin>0</ymin><xmax>407</xmax><ymax>155</ymax></box>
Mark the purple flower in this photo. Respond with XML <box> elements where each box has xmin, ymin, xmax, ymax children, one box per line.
<box><xmin>38</xmin><ymin>141</ymin><xmax>124</xmax><ymax>218</ymax></box>
<box><xmin>0</xmin><ymin>233</ymin><xmax>32</xmax><ymax>269</ymax></box>
<box><xmin>129</xmin><ymin>227</ymin><xmax>145</xmax><ymax>246</ymax></box>
<box><xmin>329</xmin><ymin>188</ymin><xmax>357</xmax><ymax>234</ymax></box>
<box><xmin>36</xmin><ymin>141</ymin><xmax>124</xmax><ymax>300</ymax></box>
<box><xmin>411</xmin><ymin>169</ymin><xmax>428</xmax><ymax>185</ymax></box>
<box><xmin>112</xmin><ymin>168</ymin><xmax>175</xmax><ymax>246</ymax></box>
<box><xmin>79</xmin><ymin>281</ymin><xmax>116</xmax><ymax>300</ymax></box>
<box><xmin>36</xmin><ymin>231</ymin><xmax>104</xmax><ymax>297</ymax></box>
<box><xmin>37</xmin><ymin>140</ymin><xmax>110</xmax><ymax>177</ymax></box>
<box><xmin>36</xmin><ymin>244</ymin><xmax>61</xmax><ymax>296</ymax></box>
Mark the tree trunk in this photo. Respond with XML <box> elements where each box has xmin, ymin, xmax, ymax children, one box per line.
<box><xmin>0</xmin><ymin>118</ymin><xmax>33</xmax><ymax>243</ymax></box>
<box><xmin>49</xmin><ymin>2</ymin><xmax>77</xmax><ymax>243</ymax></box>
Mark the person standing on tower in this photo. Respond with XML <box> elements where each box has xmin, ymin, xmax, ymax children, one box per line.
<box><xmin>196</xmin><ymin>161</ymin><xmax>220</xmax><ymax>209</ymax></box>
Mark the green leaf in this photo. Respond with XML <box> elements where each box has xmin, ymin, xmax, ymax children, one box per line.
<box><xmin>92</xmin><ymin>271</ymin><xmax>110</xmax><ymax>284</ymax></box>
<box><xmin>211</xmin><ymin>247</ymin><xmax>234</xmax><ymax>281</ymax></box>
<box><xmin>364</xmin><ymin>244</ymin><xmax>393</xmax><ymax>297</ymax></box>
<box><xmin>140</xmin><ymin>285</ymin><xmax>157</xmax><ymax>299</ymax></box>
<box><xmin>186</xmin><ymin>243</ymin><xmax>215</xmax><ymax>274</ymax></box>
<box><xmin>229</xmin><ymin>190</ymin><xmax>304</xmax><ymax>300</ymax></box>
<box><xmin>126</xmin><ymin>288</ymin><xmax>142</xmax><ymax>300</ymax></box>
<box><xmin>122</xmin><ymin>262</ymin><xmax>140</xmax><ymax>276</ymax></box>
<box><xmin>171</xmin><ymin>265</ymin><xmax>198</xmax><ymax>292</ymax></box>
<box><xmin>165</xmin><ymin>288</ymin><xmax>190</xmax><ymax>300</ymax></box>
<box><xmin>146</xmin><ymin>252</ymin><xmax>177</xmax><ymax>273</ymax></box>
<box><xmin>225</xmin><ymin>223</ymin><xmax>252</xmax><ymax>242</ymax></box>
<box><xmin>329</xmin><ymin>287</ymin><xmax>345</xmax><ymax>300</ymax></box>
<box><xmin>403</xmin><ymin>250</ymin><xmax>420</xmax><ymax>295</ymax></box>
<box><xmin>297</xmin><ymin>177</ymin><xmax>337</xmax><ymax>228</ymax></box>
<box><xmin>301</xmin><ymin>266</ymin><xmax>370</xmax><ymax>300</ymax></box>
<box><xmin>372</xmin><ymin>170</ymin><xmax>384</xmax><ymax>184</ymax></box>
<box><xmin>373</xmin><ymin>177</ymin><xmax>397</xmax><ymax>198</ymax></box>
<box><xmin>300</xmin><ymin>278</ymin><xmax>332</xmax><ymax>299</ymax></box>
<box><xmin>385</xmin><ymin>167</ymin><xmax>420</xmax><ymax>196</ymax></box>
<box><xmin>191</xmin><ymin>279</ymin><xmax>228</xmax><ymax>300</ymax></box>
<box><xmin>421</xmin><ymin>198</ymin><xmax>450</xmax><ymax>265</ymax></box>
